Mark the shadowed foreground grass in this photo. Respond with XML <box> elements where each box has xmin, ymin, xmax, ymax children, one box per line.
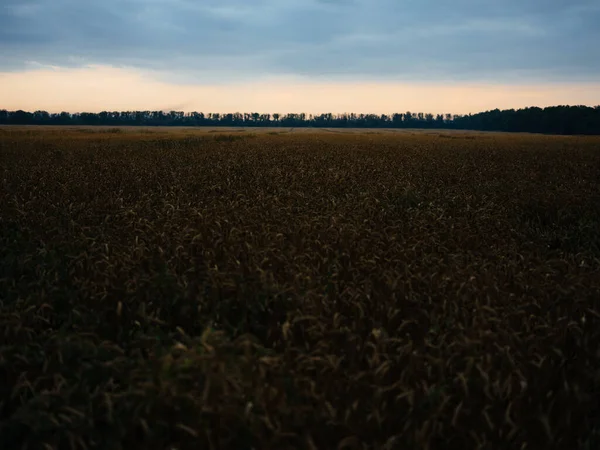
<box><xmin>1</xmin><ymin>128</ymin><xmax>599</xmax><ymax>449</ymax></box>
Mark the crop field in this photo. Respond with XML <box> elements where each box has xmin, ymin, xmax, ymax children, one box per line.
<box><xmin>1</xmin><ymin>127</ymin><xmax>599</xmax><ymax>449</ymax></box>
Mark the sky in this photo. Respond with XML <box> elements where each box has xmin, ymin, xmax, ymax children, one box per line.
<box><xmin>1</xmin><ymin>0</ymin><xmax>599</xmax><ymax>114</ymax></box>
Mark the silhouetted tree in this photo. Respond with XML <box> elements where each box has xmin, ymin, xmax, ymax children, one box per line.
<box><xmin>1</xmin><ymin>105</ymin><xmax>599</xmax><ymax>134</ymax></box>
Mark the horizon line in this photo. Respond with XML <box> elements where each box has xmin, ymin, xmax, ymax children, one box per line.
<box><xmin>2</xmin><ymin>104</ymin><xmax>600</xmax><ymax>117</ymax></box>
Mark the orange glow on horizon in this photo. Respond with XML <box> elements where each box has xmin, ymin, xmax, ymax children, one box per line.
<box><xmin>1</xmin><ymin>65</ymin><xmax>599</xmax><ymax>115</ymax></box>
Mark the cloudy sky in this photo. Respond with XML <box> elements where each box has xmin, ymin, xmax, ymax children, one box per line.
<box><xmin>1</xmin><ymin>0</ymin><xmax>599</xmax><ymax>114</ymax></box>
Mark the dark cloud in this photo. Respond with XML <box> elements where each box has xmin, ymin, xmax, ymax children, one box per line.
<box><xmin>0</xmin><ymin>0</ymin><xmax>598</xmax><ymax>82</ymax></box>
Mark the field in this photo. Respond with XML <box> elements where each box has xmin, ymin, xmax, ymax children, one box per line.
<box><xmin>1</xmin><ymin>127</ymin><xmax>599</xmax><ymax>449</ymax></box>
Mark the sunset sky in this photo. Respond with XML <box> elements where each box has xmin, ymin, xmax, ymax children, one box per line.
<box><xmin>1</xmin><ymin>0</ymin><xmax>600</xmax><ymax>114</ymax></box>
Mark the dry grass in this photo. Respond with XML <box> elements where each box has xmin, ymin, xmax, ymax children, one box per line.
<box><xmin>1</xmin><ymin>128</ymin><xmax>599</xmax><ymax>449</ymax></box>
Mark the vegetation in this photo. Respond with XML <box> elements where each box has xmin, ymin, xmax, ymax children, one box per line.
<box><xmin>1</xmin><ymin>127</ymin><xmax>599</xmax><ymax>449</ymax></box>
<box><xmin>1</xmin><ymin>104</ymin><xmax>600</xmax><ymax>134</ymax></box>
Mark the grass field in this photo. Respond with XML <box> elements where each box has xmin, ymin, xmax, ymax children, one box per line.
<box><xmin>1</xmin><ymin>127</ymin><xmax>599</xmax><ymax>449</ymax></box>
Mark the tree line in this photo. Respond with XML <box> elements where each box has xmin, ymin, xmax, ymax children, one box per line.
<box><xmin>1</xmin><ymin>105</ymin><xmax>599</xmax><ymax>134</ymax></box>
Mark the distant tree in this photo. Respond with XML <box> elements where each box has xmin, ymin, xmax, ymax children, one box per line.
<box><xmin>59</xmin><ymin>112</ymin><xmax>71</xmax><ymax>125</ymax></box>
<box><xmin>33</xmin><ymin>110</ymin><xmax>50</xmax><ymax>124</ymax></box>
<box><xmin>1</xmin><ymin>105</ymin><xmax>598</xmax><ymax>134</ymax></box>
<box><xmin>425</xmin><ymin>113</ymin><xmax>434</xmax><ymax>125</ymax></box>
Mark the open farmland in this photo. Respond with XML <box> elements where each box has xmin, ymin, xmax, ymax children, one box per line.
<box><xmin>1</xmin><ymin>127</ymin><xmax>599</xmax><ymax>449</ymax></box>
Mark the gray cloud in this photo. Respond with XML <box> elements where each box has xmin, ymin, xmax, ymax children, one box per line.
<box><xmin>0</xmin><ymin>0</ymin><xmax>599</xmax><ymax>82</ymax></box>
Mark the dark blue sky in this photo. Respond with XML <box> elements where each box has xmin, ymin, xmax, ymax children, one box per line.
<box><xmin>1</xmin><ymin>0</ymin><xmax>599</xmax><ymax>83</ymax></box>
